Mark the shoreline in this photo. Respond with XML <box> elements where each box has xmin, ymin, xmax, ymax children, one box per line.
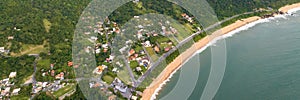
<box><xmin>141</xmin><ymin>3</ymin><xmax>300</xmax><ymax>100</ymax></box>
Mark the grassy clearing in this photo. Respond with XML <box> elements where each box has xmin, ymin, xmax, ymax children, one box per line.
<box><xmin>43</xmin><ymin>19</ymin><xmax>52</xmax><ymax>33</ymax></box>
<box><xmin>53</xmin><ymin>84</ymin><xmax>75</xmax><ymax>97</ymax></box>
<box><xmin>102</xmin><ymin>75</ymin><xmax>114</xmax><ymax>84</ymax></box>
<box><xmin>11</xmin><ymin>41</ymin><xmax>48</xmax><ymax>56</ymax></box>
<box><xmin>117</xmin><ymin>69</ymin><xmax>132</xmax><ymax>85</ymax></box>
<box><xmin>145</xmin><ymin>47</ymin><xmax>158</xmax><ymax>61</ymax></box>
<box><xmin>171</xmin><ymin>23</ymin><xmax>193</xmax><ymax>41</ymax></box>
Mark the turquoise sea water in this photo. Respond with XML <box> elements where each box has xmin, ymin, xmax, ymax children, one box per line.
<box><xmin>158</xmin><ymin>11</ymin><xmax>300</xmax><ymax>100</ymax></box>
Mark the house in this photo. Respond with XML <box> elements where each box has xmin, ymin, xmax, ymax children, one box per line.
<box><xmin>11</xmin><ymin>88</ymin><xmax>21</xmax><ymax>95</ymax></box>
<box><xmin>90</xmin><ymin>36</ymin><xmax>98</xmax><ymax>41</ymax></box>
<box><xmin>0</xmin><ymin>47</ymin><xmax>5</xmax><ymax>53</ymax></box>
<box><xmin>102</xmin><ymin>44</ymin><xmax>109</xmax><ymax>49</ymax></box>
<box><xmin>93</xmin><ymin>65</ymin><xmax>107</xmax><ymax>75</ymax></box>
<box><xmin>136</xmin><ymin>67</ymin><xmax>142</xmax><ymax>72</ymax></box>
<box><xmin>68</xmin><ymin>61</ymin><xmax>73</xmax><ymax>67</ymax></box>
<box><xmin>51</xmin><ymin>70</ymin><xmax>55</xmax><ymax>76</ymax></box>
<box><xmin>131</xmin><ymin>95</ymin><xmax>138</xmax><ymax>100</ymax></box>
<box><xmin>139</xmin><ymin>58</ymin><xmax>150</xmax><ymax>68</ymax></box>
<box><xmin>112</xmin><ymin>68</ymin><xmax>118</xmax><ymax>73</ymax></box>
<box><xmin>95</xmin><ymin>48</ymin><xmax>101</xmax><ymax>54</ymax></box>
<box><xmin>84</xmin><ymin>32</ymin><xmax>91</xmax><ymax>35</ymax></box>
<box><xmin>164</xmin><ymin>47</ymin><xmax>171</xmax><ymax>52</ymax></box>
<box><xmin>143</xmin><ymin>41</ymin><xmax>152</xmax><ymax>47</ymax></box>
<box><xmin>50</xmin><ymin>64</ymin><xmax>54</xmax><ymax>70</ymax></box>
<box><xmin>109</xmin><ymin>55</ymin><xmax>115</xmax><ymax>61</ymax></box>
<box><xmin>137</xmin><ymin>32</ymin><xmax>143</xmax><ymax>39</ymax></box>
<box><xmin>42</xmin><ymin>82</ymin><xmax>48</xmax><ymax>88</ymax></box>
<box><xmin>128</xmin><ymin>49</ymin><xmax>135</xmax><ymax>56</ymax></box>
<box><xmin>4</xmin><ymin>87</ymin><xmax>10</xmax><ymax>94</ymax></box>
<box><xmin>9</xmin><ymin>72</ymin><xmax>17</xmax><ymax>78</ymax></box>
<box><xmin>7</xmin><ymin>36</ymin><xmax>14</xmax><ymax>40</ymax></box>
<box><xmin>103</xmin><ymin>48</ymin><xmax>108</xmax><ymax>53</ymax></box>
<box><xmin>154</xmin><ymin>46</ymin><xmax>160</xmax><ymax>52</ymax></box>
<box><xmin>2</xmin><ymin>78</ymin><xmax>9</xmax><ymax>85</ymax></box>
<box><xmin>55</xmin><ymin>72</ymin><xmax>64</xmax><ymax>80</ymax></box>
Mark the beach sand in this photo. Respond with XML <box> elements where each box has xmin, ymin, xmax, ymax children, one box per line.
<box><xmin>279</xmin><ymin>3</ymin><xmax>300</xmax><ymax>13</ymax></box>
<box><xmin>141</xmin><ymin>3</ymin><xmax>300</xmax><ymax>100</ymax></box>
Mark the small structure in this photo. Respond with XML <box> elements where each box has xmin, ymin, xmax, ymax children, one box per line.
<box><xmin>68</xmin><ymin>61</ymin><xmax>73</xmax><ymax>67</ymax></box>
<box><xmin>131</xmin><ymin>95</ymin><xmax>138</xmax><ymax>100</ymax></box>
<box><xmin>9</xmin><ymin>72</ymin><xmax>17</xmax><ymax>78</ymax></box>
<box><xmin>50</xmin><ymin>64</ymin><xmax>54</xmax><ymax>70</ymax></box>
<box><xmin>0</xmin><ymin>47</ymin><xmax>5</xmax><ymax>53</ymax></box>
<box><xmin>95</xmin><ymin>48</ymin><xmax>101</xmax><ymax>54</ymax></box>
<box><xmin>55</xmin><ymin>72</ymin><xmax>64</xmax><ymax>80</ymax></box>
<box><xmin>154</xmin><ymin>46</ymin><xmax>160</xmax><ymax>52</ymax></box>
<box><xmin>143</xmin><ymin>41</ymin><xmax>152</xmax><ymax>47</ymax></box>
<box><xmin>102</xmin><ymin>44</ymin><xmax>109</xmax><ymax>49</ymax></box>
<box><xmin>128</xmin><ymin>49</ymin><xmax>135</xmax><ymax>56</ymax></box>
<box><xmin>93</xmin><ymin>65</ymin><xmax>107</xmax><ymax>75</ymax></box>
<box><xmin>11</xmin><ymin>88</ymin><xmax>21</xmax><ymax>95</ymax></box>
<box><xmin>51</xmin><ymin>70</ymin><xmax>55</xmax><ymax>76</ymax></box>
<box><xmin>7</xmin><ymin>36</ymin><xmax>14</xmax><ymax>40</ymax></box>
<box><xmin>136</xmin><ymin>67</ymin><xmax>142</xmax><ymax>72</ymax></box>
<box><xmin>112</xmin><ymin>68</ymin><xmax>118</xmax><ymax>73</ymax></box>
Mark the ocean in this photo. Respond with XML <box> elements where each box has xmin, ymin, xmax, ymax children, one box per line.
<box><xmin>157</xmin><ymin>10</ymin><xmax>300</xmax><ymax>100</ymax></box>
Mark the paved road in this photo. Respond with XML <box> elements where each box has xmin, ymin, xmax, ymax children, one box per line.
<box><xmin>29</xmin><ymin>54</ymin><xmax>39</xmax><ymax>100</ymax></box>
<box><xmin>121</xmin><ymin>56</ymin><xmax>137</xmax><ymax>85</ymax></box>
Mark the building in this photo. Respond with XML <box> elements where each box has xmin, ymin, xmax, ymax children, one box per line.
<box><xmin>154</xmin><ymin>46</ymin><xmax>160</xmax><ymax>52</ymax></box>
<box><xmin>131</xmin><ymin>95</ymin><xmax>138</xmax><ymax>100</ymax></box>
<box><xmin>93</xmin><ymin>65</ymin><xmax>107</xmax><ymax>75</ymax></box>
<box><xmin>7</xmin><ymin>36</ymin><xmax>14</xmax><ymax>40</ymax></box>
<box><xmin>68</xmin><ymin>61</ymin><xmax>73</xmax><ymax>67</ymax></box>
<box><xmin>143</xmin><ymin>41</ymin><xmax>152</xmax><ymax>47</ymax></box>
<box><xmin>128</xmin><ymin>49</ymin><xmax>135</xmax><ymax>56</ymax></box>
<box><xmin>50</xmin><ymin>64</ymin><xmax>54</xmax><ymax>70</ymax></box>
<box><xmin>55</xmin><ymin>72</ymin><xmax>64</xmax><ymax>80</ymax></box>
<box><xmin>11</xmin><ymin>88</ymin><xmax>21</xmax><ymax>95</ymax></box>
<box><xmin>136</xmin><ymin>67</ymin><xmax>142</xmax><ymax>72</ymax></box>
<box><xmin>95</xmin><ymin>48</ymin><xmax>101</xmax><ymax>54</ymax></box>
<box><xmin>0</xmin><ymin>47</ymin><xmax>4</xmax><ymax>53</ymax></box>
<box><xmin>112</xmin><ymin>68</ymin><xmax>118</xmax><ymax>73</ymax></box>
<box><xmin>9</xmin><ymin>72</ymin><xmax>17</xmax><ymax>78</ymax></box>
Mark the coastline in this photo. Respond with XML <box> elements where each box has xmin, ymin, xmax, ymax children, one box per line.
<box><xmin>141</xmin><ymin>3</ymin><xmax>300</xmax><ymax>100</ymax></box>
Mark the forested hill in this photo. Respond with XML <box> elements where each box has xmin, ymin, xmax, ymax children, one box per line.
<box><xmin>208</xmin><ymin>0</ymin><xmax>300</xmax><ymax>19</ymax></box>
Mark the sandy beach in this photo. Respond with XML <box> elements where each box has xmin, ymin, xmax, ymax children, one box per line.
<box><xmin>141</xmin><ymin>3</ymin><xmax>300</xmax><ymax>100</ymax></box>
<box><xmin>279</xmin><ymin>2</ymin><xmax>300</xmax><ymax>13</ymax></box>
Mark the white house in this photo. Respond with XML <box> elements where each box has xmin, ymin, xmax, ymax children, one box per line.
<box><xmin>102</xmin><ymin>44</ymin><xmax>109</xmax><ymax>49</ymax></box>
<box><xmin>11</xmin><ymin>88</ymin><xmax>21</xmax><ymax>95</ymax></box>
<box><xmin>95</xmin><ymin>48</ymin><xmax>101</xmax><ymax>54</ymax></box>
<box><xmin>9</xmin><ymin>72</ymin><xmax>17</xmax><ymax>78</ymax></box>
<box><xmin>0</xmin><ymin>47</ymin><xmax>5</xmax><ymax>53</ymax></box>
<box><xmin>144</xmin><ymin>41</ymin><xmax>151</xmax><ymax>47</ymax></box>
<box><xmin>136</xmin><ymin>67</ymin><xmax>142</xmax><ymax>72</ymax></box>
<box><xmin>112</xmin><ymin>68</ymin><xmax>118</xmax><ymax>73</ymax></box>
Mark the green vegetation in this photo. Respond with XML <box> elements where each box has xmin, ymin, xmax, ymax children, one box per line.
<box><xmin>33</xmin><ymin>92</ymin><xmax>56</xmax><ymax>100</ymax></box>
<box><xmin>208</xmin><ymin>0</ymin><xmax>300</xmax><ymax>20</ymax></box>
<box><xmin>102</xmin><ymin>75</ymin><xmax>114</xmax><ymax>84</ymax></box>
<box><xmin>0</xmin><ymin>55</ymin><xmax>35</xmax><ymax>85</ymax></box>
<box><xmin>53</xmin><ymin>84</ymin><xmax>75</xmax><ymax>97</ymax></box>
